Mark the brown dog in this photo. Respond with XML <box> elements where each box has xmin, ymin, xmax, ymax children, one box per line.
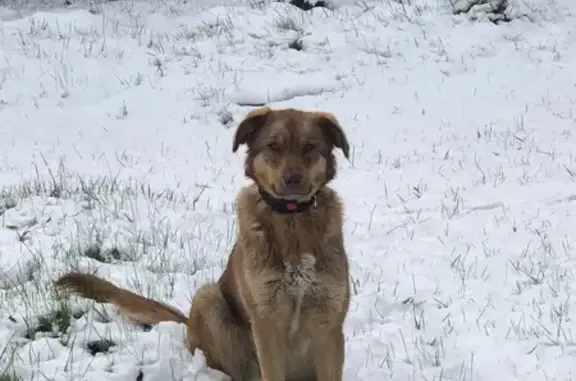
<box><xmin>55</xmin><ymin>107</ymin><xmax>351</xmax><ymax>381</ymax></box>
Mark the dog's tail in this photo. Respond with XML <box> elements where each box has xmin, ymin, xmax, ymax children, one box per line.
<box><xmin>55</xmin><ymin>272</ymin><xmax>187</xmax><ymax>325</ymax></box>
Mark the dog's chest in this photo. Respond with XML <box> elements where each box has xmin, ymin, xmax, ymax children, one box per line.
<box><xmin>280</xmin><ymin>253</ymin><xmax>319</xmax><ymax>336</ymax></box>
<box><xmin>282</xmin><ymin>253</ymin><xmax>318</xmax><ymax>297</ymax></box>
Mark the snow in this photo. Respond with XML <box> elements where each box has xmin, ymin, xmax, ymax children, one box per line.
<box><xmin>1</xmin><ymin>0</ymin><xmax>576</xmax><ymax>379</ymax></box>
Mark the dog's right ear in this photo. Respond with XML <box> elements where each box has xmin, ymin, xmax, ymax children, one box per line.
<box><xmin>232</xmin><ymin>107</ymin><xmax>271</xmax><ymax>153</ymax></box>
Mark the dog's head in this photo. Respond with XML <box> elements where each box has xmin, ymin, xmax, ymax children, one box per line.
<box><xmin>232</xmin><ymin>107</ymin><xmax>350</xmax><ymax>202</ymax></box>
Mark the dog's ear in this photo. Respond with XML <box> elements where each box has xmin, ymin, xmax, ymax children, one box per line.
<box><xmin>314</xmin><ymin>111</ymin><xmax>350</xmax><ymax>159</ymax></box>
<box><xmin>232</xmin><ymin>107</ymin><xmax>271</xmax><ymax>153</ymax></box>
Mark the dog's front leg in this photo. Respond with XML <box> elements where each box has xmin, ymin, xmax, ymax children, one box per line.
<box><xmin>245</xmin><ymin>269</ymin><xmax>288</xmax><ymax>381</ymax></box>
<box><xmin>251</xmin><ymin>315</ymin><xmax>286</xmax><ymax>381</ymax></box>
<box><xmin>312</xmin><ymin>326</ymin><xmax>345</xmax><ymax>381</ymax></box>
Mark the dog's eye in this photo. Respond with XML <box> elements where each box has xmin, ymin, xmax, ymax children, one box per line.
<box><xmin>268</xmin><ymin>142</ymin><xmax>280</xmax><ymax>151</ymax></box>
<box><xmin>303</xmin><ymin>143</ymin><xmax>316</xmax><ymax>152</ymax></box>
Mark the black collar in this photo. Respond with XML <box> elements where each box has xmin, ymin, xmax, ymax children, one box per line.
<box><xmin>259</xmin><ymin>189</ymin><xmax>317</xmax><ymax>214</ymax></box>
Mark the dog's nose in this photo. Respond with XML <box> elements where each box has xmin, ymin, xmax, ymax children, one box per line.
<box><xmin>283</xmin><ymin>170</ymin><xmax>302</xmax><ymax>186</ymax></box>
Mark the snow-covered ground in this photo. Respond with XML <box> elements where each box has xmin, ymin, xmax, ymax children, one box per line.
<box><xmin>1</xmin><ymin>0</ymin><xmax>576</xmax><ymax>379</ymax></box>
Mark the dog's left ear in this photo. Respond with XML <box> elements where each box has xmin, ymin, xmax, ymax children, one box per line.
<box><xmin>314</xmin><ymin>112</ymin><xmax>350</xmax><ymax>159</ymax></box>
<box><xmin>232</xmin><ymin>107</ymin><xmax>271</xmax><ymax>153</ymax></box>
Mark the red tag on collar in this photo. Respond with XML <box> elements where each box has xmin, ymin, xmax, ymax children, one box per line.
<box><xmin>286</xmin><ymin>203</ymin><xmax>298</xmax><ymax>211</ymax></box>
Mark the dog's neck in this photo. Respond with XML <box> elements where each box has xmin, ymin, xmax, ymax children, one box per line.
<box><xmin>258</xmin><ymin>188</ymin><xmax>318</xmax><ymax>214</ymax></box>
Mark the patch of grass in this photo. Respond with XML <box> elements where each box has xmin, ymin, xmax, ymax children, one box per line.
<box><xmin>285</xmin><ymin>0</ymin><xmax>328</xmax><ymax>11</ymax></box>
<box><xmin>452</xmin><ymin>0</ymin><xmax>511</xmax><ymax>24</ymax></box>
<box><xmin>140</xmin><ymin>323</ymin><xmax>153</xmax><ymax>332</ymax></box>
<box><xmin>0</xmin><ymin>371</ymin><xmax>20</xmax><ymax>381</ymax></box>
<box><xmin>217</xmin><ymin>108</ymin><xmax>234</xmax><ymax>126</ymax></box>
<box><xmin>288</xmin><ymin>38</ymin><xmax>304</xmax><ymax>51</ymax></box>
<box><xmin>24</xmin><ymin>303</ymin><xmax>73</xmax><ymax>340</ymax></box>
<box><xmin>86</xmin><ymin>339</ymin><xmax>116</xmax><ymax>356</ymax></box>
<box><xmin>0</xmin><ymin>198</ymin><xmax>17</xmax><ymax>217</ymax></box>
<box><xmin>82</xmin><ymin>245</ymin><xmax>124</xmax><ymax>263</ymax></box>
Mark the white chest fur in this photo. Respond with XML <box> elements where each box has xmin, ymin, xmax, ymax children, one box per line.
<box><xmin>282</xmin><ymin>253</ymin><xmax>318</xmax><ymax>336</ymax></box>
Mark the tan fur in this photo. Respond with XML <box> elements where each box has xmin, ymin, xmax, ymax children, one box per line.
<box><xmin>55</xmin><ymin>107</ymin><xmax>351</xmax><ymax>381</ymax></box>
<box><xmin>55</xmin><ymin>272</ymin><xmax>187</xmax><ymax>325</ymax></box>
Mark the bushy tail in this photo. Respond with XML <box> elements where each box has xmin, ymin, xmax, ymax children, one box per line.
<box><xmin>55</xmin><ymin>272</ymin><xmax>187</xmax><ymax>325</ymax></box>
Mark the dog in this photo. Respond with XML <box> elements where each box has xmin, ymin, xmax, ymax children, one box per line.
<box><xmin>55</xmin><ymin>106</ymin><xmax>351</xmax><ymax>381</ymax></box>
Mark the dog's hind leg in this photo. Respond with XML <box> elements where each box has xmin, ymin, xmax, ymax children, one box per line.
<box><xmin>187</xmin><ymin>284</ymin><xmax>258</xmax><ymax>381</ymax></box>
